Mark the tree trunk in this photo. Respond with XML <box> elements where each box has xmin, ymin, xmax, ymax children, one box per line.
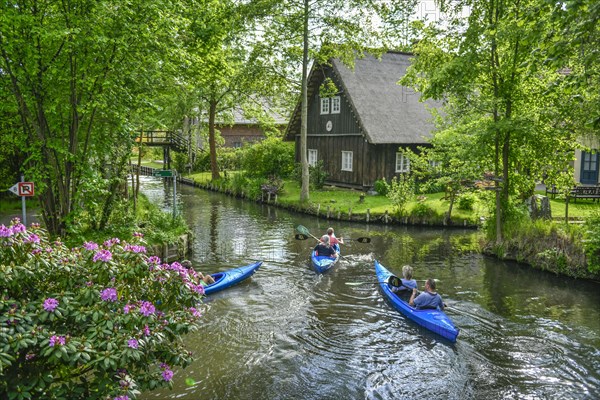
<box><xmin>299</xmin><ymin>0</ymin><xmax>310</xmax><ymax>202</ymax></box>
<box><xmin>208</xmin><ymin>100</ymin><xmax>221</xmax><ymax>181</ymax></box>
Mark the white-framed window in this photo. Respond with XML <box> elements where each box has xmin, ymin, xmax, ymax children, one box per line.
<box><xmin>308</xmin><ymin>149</ymin><xmax>318</xmax><ymax>167</ymax></box>
<box><xmin>331</xmin><ymin>96</ymin><xmax>341</xmax><ymax>114</ymax></box>
<box><xmin>342</xmin><ymin>151</ymin><xmax>353</xmax><ymax>171</ymax></box>
<box><xmin>396</xmin><ymin>152</ymin><xmax>410</xmax><ymax>173</ymax></box>
<box><xmin>320</xmin><ymin>98</ymin><xmax>330</xmax><ymax>114</ymax></box>
<box><xmin>233</xmin><ymin>142</ymin><xmax>242</xmax><ymax>148</ymax></box>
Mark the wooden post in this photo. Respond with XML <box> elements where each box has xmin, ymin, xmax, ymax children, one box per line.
<box><xmin>317</xmin><ymin>204</ymin><xmax>321</xmax><ymax>215</ymax></box>
<box><xmin>349</xmin><ymin>207</ymin><xmax>352</xmax><ymax>219</ymax></box>
<box><xmin>337</xmin><ymin>210</ymin><xmax>341</xmax><ymax>219</ymax></box>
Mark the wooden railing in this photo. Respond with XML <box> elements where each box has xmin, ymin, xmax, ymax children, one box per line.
<box><xmin>135</xmin><ymin>130</ymin><xmax>203</xmax><ymax>157</ymax></box>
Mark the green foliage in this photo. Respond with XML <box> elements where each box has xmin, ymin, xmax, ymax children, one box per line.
<box><xmin>410</xmin><ymin>201</ymin><xmax>437</xmax><ymax>218</ymax></box>
<box><xmin>309</xmin><ymin>160</ymin><xmax>328</xmax><ymax>190</ymax></box>
<box><xmin>230</xmin><ymin>173</ymin><xmax>250</xmax><ymax>196</ymax></box>
<box><xmin>0</xmin><ymin>0</ymin><xmax>181</xmax><ymax>234</ymax></box>
<box><xmin>373</xmin><ymin>179</ymin><xmax>389</xmax><ymax>196</ymax></box>
<box><xmin>457</xmin><ymin>193</ymin><xmax>476</xmax><ymax>211</ymax></box>
<box><xmin>385</xmin><ymin>175</ymin><xmax>415</xmax><ymax>217</ymax></box>
<box><xmin>0</xmin><ymin>219</ymin><xmax>204</xmax><ymax>399</ymax></box>
<box><xmin>219</xmin><ymin>148</ymin><xmax>245</xmax><ymax>172</ymax></box>
<box><xmin>173</xmin><ymin>151</ymin><xmax>191</xmax><ymax>174</ymax></box>
<box><xmin>292</xmin><ymin>161</ymin><xmax>329</xmax><ymax>190</ymax></box>
<box><xmin>193</xmin><ymin>152</ymin><xmax>212</xmax><ymax>172</ymax></box>
<box><xmin>246</xmin><ymin>177</ymin><xmax>269</xmax><ymax>201</ymax></box>
<box><xmin>319</xmin><ymin>78</ymin><xmax>338</xmax><ymax>98</ymax></box>
<box><xmin>400</xmin><ymin>0</ymin><xmax>584</xmax><ymax>242</ymax></box>
<box><xmin>583</xmin><ymin>211</ymin><xmax>600</xmax><ymax>273</ymax></box>
<box><xmin>241</xmin><ymin>138</ymin><xmax>294</xmax><ymax>178</ymax></box>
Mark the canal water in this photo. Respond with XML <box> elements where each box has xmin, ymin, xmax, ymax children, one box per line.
<box><xmin>139</xmin><ymin>177</ymin><xmax>600</xmax><ymax>400</ymax></box>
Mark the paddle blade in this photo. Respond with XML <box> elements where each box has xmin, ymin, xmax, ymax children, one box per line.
<box><xmin>296</xmin><ymin>225</ymin><xmax>310</xmax><ymax>235</ymax></box>
<box><xmin>295</xmin><ymin>233</ymin><xmax>308</xmax><ymax>240</ymax></box>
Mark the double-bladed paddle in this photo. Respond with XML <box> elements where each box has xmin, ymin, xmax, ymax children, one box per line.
<box><xmin>295</xmin><ymin>225</ymin><xmax>371</xmax><ymax>243</ymax></box>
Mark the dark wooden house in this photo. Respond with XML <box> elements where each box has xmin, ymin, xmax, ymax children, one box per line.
<box><xmin>284</xmin><ymin>51</ymin><xmax>439</xmax><ymax>190</ymax></box>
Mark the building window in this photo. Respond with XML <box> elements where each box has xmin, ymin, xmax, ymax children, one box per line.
<box><xmin>429</xmin><ymin>160</ymin><xmax>441</xmax><ymax>169</ymax></box>
<box><xmin>396</xmin><ymin>153</ymin><xmax>410</xmax><ymax>173</ymax></box>
<box><xmin>342</xmin><ymin>151</ymin><xmax>353</xmax><ymax>171</ymax></box>
<box><xmin>320</xmin><ymin>98</ymin><xmax>330</xmax><ymax>114</ymax></box>
<box><xmin>331</xmin><ymin>96</ymin><xmax>341</xmax><ymax>114</ymax></box>
<box><xmin>308</xmin><ymin>149</ymin><xmax>318</xmax><ymax>167</ymax></box>
<box><xmin>233</xmin><ymin>142</ymin><xmax>242</xmax><ymax>148</ymax></box>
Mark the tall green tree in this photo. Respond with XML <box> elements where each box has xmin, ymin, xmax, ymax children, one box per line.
<box><xmin>262</xmin><ymin>0</ymin><xmax>403</xmax><ymax>201</ymax></box>
<box><xmin>0</xmin><ymin>0</ymin><xmax>182</xmax><ymax>235</ymax></box>
<box><xmin>176</xmin><ymin>0</ymin><xmax>289</xmax><ymax>181</ymax></box>
<box><xmin>400</xmin><ymin>0</ymin><xmax>578</xmax><ymax>242</ymax></box>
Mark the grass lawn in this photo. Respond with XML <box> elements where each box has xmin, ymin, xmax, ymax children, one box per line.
<box><xmin>540</xmin><ymin>193</ymin><xmax>600</xmax><ymax>219</ymax></box>
<box><xmin>276</xmin><ymin>181</ymin><xmax>486</xmax><ymax>222</ymax></box>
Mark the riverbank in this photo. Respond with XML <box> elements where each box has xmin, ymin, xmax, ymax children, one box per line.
<box><xmin>171</xmin><ymin>170</ymin><xmax>600</xmax><ymax>281</ymax></box>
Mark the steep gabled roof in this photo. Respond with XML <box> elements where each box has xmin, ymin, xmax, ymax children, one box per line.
<box><xmin>285</xmin><ymin>51</ymin><xmax>439</xmax><ymax>144</ymax></box>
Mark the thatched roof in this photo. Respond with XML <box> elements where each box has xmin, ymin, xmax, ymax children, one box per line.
<box><xmin>285</xmin><ymin>51</ymin><xmax>439</xmax><ymax>144</ymax></box>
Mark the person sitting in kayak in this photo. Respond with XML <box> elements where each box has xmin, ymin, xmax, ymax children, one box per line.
<box><xmin>182</xmin><ymin>260</ymin><xmax>216</xmax><ymax>286</ymax></box>
<box><xmin>314</xmin><ymin>235</ymin><xmax>338</xmax><ymax>258</ymax></box>
<box><xmin>409</xmin><ymin>278</ymin><xmax>445</xmax><ymax>311</ymax></box>
<box><xmin>326</xmin><ymin>227</ymin><xmax>344</xmax><ymax>246</ymax></box>
<box><xmin>391</xmin><ymin>265</ymin><xmax>417</xmax><ymax>294</ymax></box>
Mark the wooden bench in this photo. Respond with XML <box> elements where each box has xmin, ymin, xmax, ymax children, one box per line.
<box><xmin>568</xmin><ymin>186</ymin><xmax>600</xmax><ymax>202</ymax></box>
<box><xmin>545</xmin><ymin>184</ymin><xmax>559</xmax><ymax>199</ymax></box>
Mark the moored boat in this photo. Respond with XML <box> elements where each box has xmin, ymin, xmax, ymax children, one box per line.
<box><xmin>374</xmin><ymin>260</ymin><xmax>459</xmax><ymax>342</ymax></box>
<box><xmin>311</xmin><ymin>244</ymin><xmax>340</xmax><ymax>273</ymax></box>
<box><xmin>204</xmin><ymin>261</ymin><xmax>262</xmax><ymax>295</ymax></box>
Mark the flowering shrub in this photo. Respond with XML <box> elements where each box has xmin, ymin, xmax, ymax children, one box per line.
<box><xmin>0</xmin><ymin>219</ymin><xmax>205</xmax><ymax>399</ymax></box>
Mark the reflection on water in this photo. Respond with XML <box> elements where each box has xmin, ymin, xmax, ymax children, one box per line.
<box><xmin>139</xmin><ymin>177</ymin><xmax>600</xmax><ymax>400</ymax></box>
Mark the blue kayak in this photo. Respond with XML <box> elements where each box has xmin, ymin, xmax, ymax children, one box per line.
<box><xmin>311</xmin><ymin>244</ymin><xmax>340</xmax><ymax>273</ymax></box>
<box><xmin>374</xmin><ymin>260</ymin><xmax>459</xmax><ymax>342</ymax></box>
<box><xmin>204</xmin><ymin>261</ymin><xmax>262</xmax><ymax>295</ymax></box>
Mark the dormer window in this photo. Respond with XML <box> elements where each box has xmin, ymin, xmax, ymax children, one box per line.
<box><xmin>320</xmin><ymin>98</ymin><xmax>330</xmax><ymax>114</ymax></box>
<box><xmin>331</xmin><ymin>96</ymin><xmax>341</xmax><ymax>114</ymax></box>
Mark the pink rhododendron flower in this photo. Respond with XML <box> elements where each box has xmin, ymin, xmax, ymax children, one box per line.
<box><xmin>43</xmin><ymin>298</ymin><xmax>59</xmax><ymax>312</ymax></box>
<box><xmin>83</xmin><ymin>241</ymin><xmax>99</xmax><ymax>251</ymax></box>
<box><xmin>49</xmin><ymin>335</ymin><xmax>66</xmax><ymax>347</ymax></box>
<box><xmin>93</xmin><ymin>249</ymin><xmax>112</xmax><ymax>262</ymax></box>
<box><xmin>100</xmin><ymin>288</ymin><xmax>118</xmax><ymax>302</ymax></box>
<box><xmin>124</xmin><ymin>244</ymin><xmax>146</xmax><ymax>253</ymax></box>
<box><xmin>127</xmin><ymin>339</ymin><xmax>139</xmax><ymax>349</ymax></box>
<box><xmin>139</xmin><ymin>301</ymin><xmax>155</xmax><ymax>316</ymax></box>
<box><xmin>0</xmin><ymin>225</ymin><xmax>13</xmax><ymax>237</ymax></box>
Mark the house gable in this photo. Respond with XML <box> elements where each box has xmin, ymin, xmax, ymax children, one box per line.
<box><xmin>284</xmin><ymin>51</ymin><xmax>438</xmax><ymax>189</ymax></box>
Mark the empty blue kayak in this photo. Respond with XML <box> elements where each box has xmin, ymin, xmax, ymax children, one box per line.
<box><xmin>374</xmin><ymin>260</ymin><xmax>459</xmax><ymax>342</ymax></box>
<box><xmin>311</xmin><ymin>244</ymin><xmax>340</xmax><ymax>273</ymax></box>
<box><xmin>204</xmin><ymin>261</ymin><xmax>262</xmax><ymax>295</ymax></box>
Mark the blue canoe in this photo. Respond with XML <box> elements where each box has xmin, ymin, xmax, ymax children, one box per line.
<box><xmin>204</xmin><ymin>261</ymin><xmax>262</xmax><ymax>295</ymax></box>
<box><xmin>311</xmin><ymin>244</ymin><xmax>340</xmax><ymax>273</ymax></box>
<box><xmin>374</xmin><ymin>260</ymin><xmax>459</xmax><ymax>342</ymax></box>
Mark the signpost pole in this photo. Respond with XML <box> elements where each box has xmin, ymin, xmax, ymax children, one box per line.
<box><xmin>172</xmin><ymin>170</ymin><xmax>177</xmax><ymax>219</ymax></box>
<box><xmin>21</xmin><ymin>175</ymin><xmax>26</xmax><ymax>225</ymax></box>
